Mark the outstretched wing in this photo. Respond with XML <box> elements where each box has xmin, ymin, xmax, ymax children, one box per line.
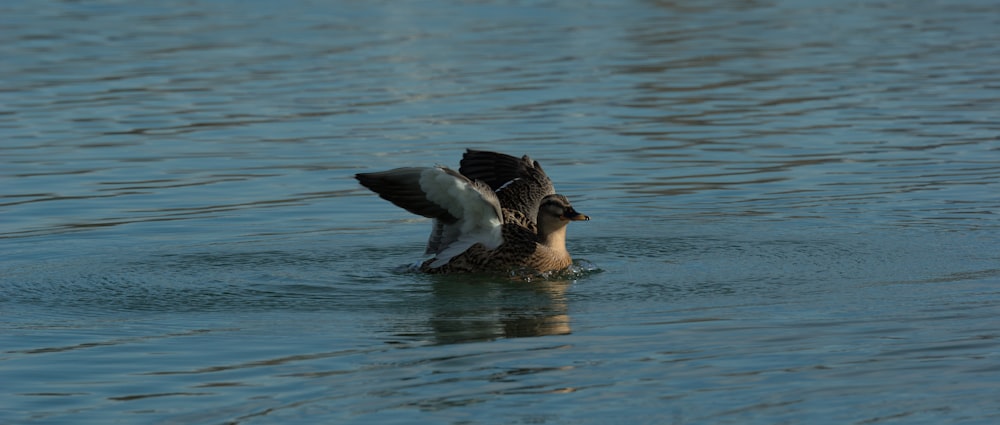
<box><xmin>355</xmin><ymin>166</ymin><xmax>503</xmax><ymax>267</ymax></box>
<box><xmin>459</xmin><ymin>149</ymin><xmax>555</xmax><ymax>225</ymax></box>
<box><xmin>355</xmin><ymin>167</ymin><xmax>457</xmax><ymax>222</ymax></box>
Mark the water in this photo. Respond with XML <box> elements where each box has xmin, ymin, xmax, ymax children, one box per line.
<box><xmin>2</xmin><ymin>0</ymin><xmax>999</xmax><ymax>423</ymax></box>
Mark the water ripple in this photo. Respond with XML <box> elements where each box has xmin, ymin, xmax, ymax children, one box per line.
<box><xmin>2</xmin><ymin>0</ymin><xmax>999</xmax><ymax>424</ymax></box>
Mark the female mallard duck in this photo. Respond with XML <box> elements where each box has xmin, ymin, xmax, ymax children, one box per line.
<box><xmin>355</xmin><ymin>149</ymin><xmax>590</xmax><ymax>274</ymax></box>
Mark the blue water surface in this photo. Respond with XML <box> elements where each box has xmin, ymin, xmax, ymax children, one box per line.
<box><xmin>2</xmin><ymin>1</ymin><xmax>999</xmax><ymax>424</ymax></box>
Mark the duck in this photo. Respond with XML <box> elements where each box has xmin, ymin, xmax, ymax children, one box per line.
<box><xmin>355</xmin><ymin>149</ymin><xmax>590</xmax><ymax>274</ymax></box>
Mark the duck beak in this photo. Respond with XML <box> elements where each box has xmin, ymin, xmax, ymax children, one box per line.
<box><xmin>561</xmin><ymin>210</ymin><xmax>591</xmax><ymax>221</ymax></box>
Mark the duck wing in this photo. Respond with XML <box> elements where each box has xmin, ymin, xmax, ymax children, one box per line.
<box><xmin>355</xmin><ymin>166</ymin><xmax>504</xmax><ymax>267</ymax></box>
<box><xmin>458</xmin><ymin>149</ymin><xmax>555</xmax><ymax>224</ymax></box>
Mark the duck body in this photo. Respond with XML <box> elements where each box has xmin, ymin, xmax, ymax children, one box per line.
<box><xmin>355</xmin><ymin>150</ymin><xmax>589</xmax><ymax>274</ymax></box>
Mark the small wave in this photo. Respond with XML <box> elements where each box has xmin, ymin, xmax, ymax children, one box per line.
<box><xmin>507</xmin><ymin>259</ymin><xmax>602</xmax><ymax>283</ymax></box>
<box><xmin>388</xmin><ymin>259</ymin><xmax>601</xmax><ymax>283</ymax></box>
<box><xmin>389</xmin><ymin>258</ymin><xmax>602</xmax><ymax>282</ymax></box>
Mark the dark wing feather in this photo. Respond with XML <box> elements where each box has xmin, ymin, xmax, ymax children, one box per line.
<box><xmin>355</xmin><ymin>167</ymin><xmax>458</xmax><ymax>223</ymax></box>
<box><xmin>357</xmin><ymin>166</ymin><xmax>504</xmax><ymax>260</ymax></box>
<box><xmin>459</xmin><ymin>149</ymin><xmax>555</xmax><ymax>223</ymax></box>
<box><xmin>458</xmin><ymin>150</ymin><xmax>532</xmax><ymax>190</ymax></box>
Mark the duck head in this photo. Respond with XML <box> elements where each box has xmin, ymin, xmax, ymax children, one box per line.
<box><xmin>536</xmin><ymin>194</ymin><xmax>589</xmax><ymax>244</ymax></box>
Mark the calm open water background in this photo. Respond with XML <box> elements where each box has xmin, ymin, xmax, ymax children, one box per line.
<box><xmin>2</xmin><ymin>0</ymin><xmax>1000</xmax><ymax>424</ymax></box>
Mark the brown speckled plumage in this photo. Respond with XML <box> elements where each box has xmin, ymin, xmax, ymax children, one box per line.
<box><xmin>355</xmin><ymin>149</ymin><xmax>589</xmax><ymax>274</ymax></box>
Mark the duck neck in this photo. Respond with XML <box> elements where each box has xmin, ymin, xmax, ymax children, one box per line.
<box><xmin>539</xmin><ymin>225</ymin><xmax>568</xmax><ymax>252</ymax></box>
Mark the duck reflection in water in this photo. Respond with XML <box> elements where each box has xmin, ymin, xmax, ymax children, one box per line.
<box><xmin>425</xmin><ymin>277</ymin><xmax>573</xmax><ymax>344</ymax></box>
